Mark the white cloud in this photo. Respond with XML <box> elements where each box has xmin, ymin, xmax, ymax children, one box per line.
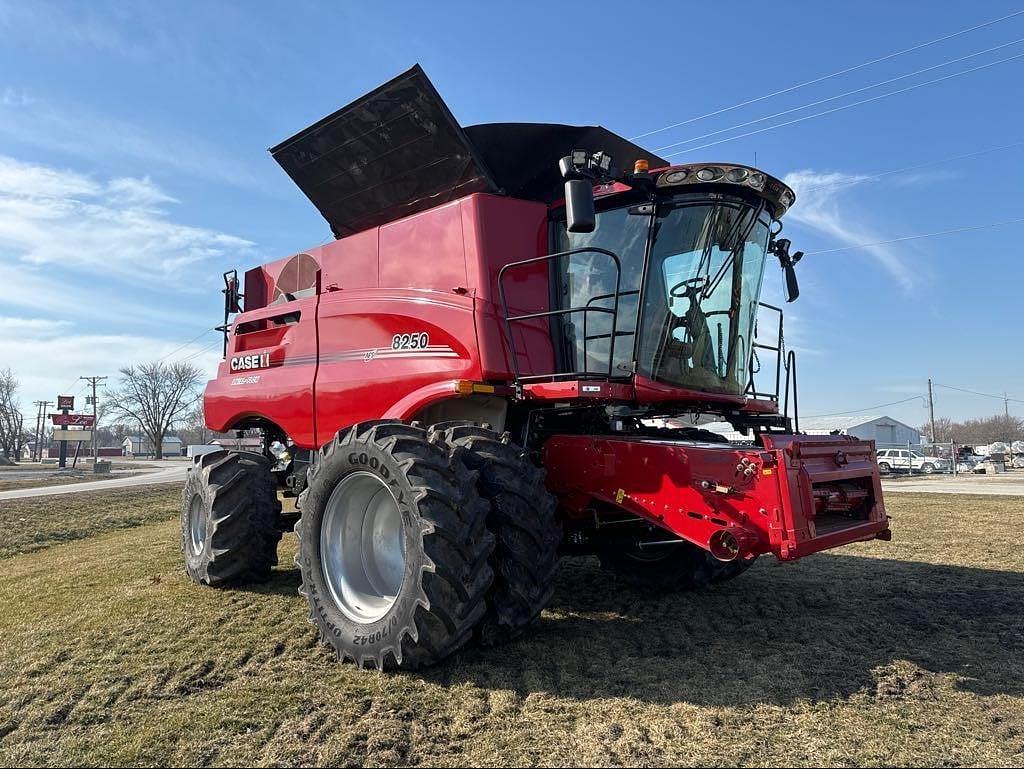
<box><xmin>0</xmin><ymin>95</ymin><xmax>273</xmax><ymax>192</ymax></box>
<box><xmin>0</xmin><ymin>316</ymin><xmax>71</xmax><ymax>336</ymax></box>
<box><xmin>784</xmin><ymin>169</ymin><xmax>916</xmax><ymax>290</ymax></box>
<box><xmin>0</xmin><ymin>154</ymin><xmax>254</xmax><ymax>284</ymax></box>
<box><xmin>107</xmin><ymin>176</ymin><xmax>178</xmax><ymax>207</ymax></box>
<box><xmin>0</xmin><ymin>324</ymin><xmax>222</xmax><ymax>409</ymax></box>
<box><xmin>1</xmin><ymin>87</ymin><xmax>33</xmax><ymax>106</ymax></box>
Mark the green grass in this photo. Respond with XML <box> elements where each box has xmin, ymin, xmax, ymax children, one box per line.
<box><xmin>0</xmin><ymin>486</ymin><xmax>179</xmax><ymax>558</ymax></box>
<box><xmin>0</xmin><ymin>489</ymin><xmax>1022</xmax><ymax>766</ymax></box>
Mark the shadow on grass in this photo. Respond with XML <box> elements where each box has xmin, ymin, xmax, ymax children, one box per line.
<box><xmin>420</xmin><ymin>553</ymin><xmax>1024</xmax><ymax>706</ymax></box>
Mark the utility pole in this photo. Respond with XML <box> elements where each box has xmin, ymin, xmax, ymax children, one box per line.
<box><xmin>80</xmin><ymin>376</ymin><xmax>107</xmax><ymax>464</ymax></box>
<box><xmin>1005</xmin><ymin>392</ymin><xmax>1010</xmax><ymax>419</ymax></box>
<box><xmin>31</xmin><ymin>401</ymin><xmax>44</xmax><ymax>462</ymax></box>
<box><xmin>927</xmin><ymin>378</ymin><xmax>937</xmax><ymax>445</ymax></box>
<box><xmin>33</xmin><ymin>400</ymin><xmax>52</xmax><ymax>461</ymax></box>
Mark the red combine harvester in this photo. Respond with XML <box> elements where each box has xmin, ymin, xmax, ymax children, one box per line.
<box><xmin>183</xmin><ymin>66</ymin><xmax>890</xmax><ymax>669</ymax></box>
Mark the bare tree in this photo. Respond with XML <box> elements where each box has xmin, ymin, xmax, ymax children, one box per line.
<box><xmin>921</xmin><ymin>413</ymin><xmax>1023</xmax><ymax>445</ymax></box>
<box><xmin>104</xmin><ymin>361</ymin><xmax>203</xmax><ymax>459</ymax></box>
<box><xmin>0</xmin><ymin>368</ymin><xmax>27</xmax><ymax>462</ymax></box>
<box><xmin>176</xmin><ymin>403</ymin><xmax>215</xmax><ymax>447</ymax></box>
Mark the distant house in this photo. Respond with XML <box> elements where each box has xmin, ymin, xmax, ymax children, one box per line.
<box><xmin>122</xmin><ymin>435</ymin><xmax>183</xmax><ymax>457</ymax></box>
<box><xmin>701</xmin><ymin>415</ymin><xmax>921</xmax><ymax>447</ymax></box>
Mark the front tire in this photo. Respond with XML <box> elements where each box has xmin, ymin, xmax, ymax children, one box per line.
<box><xmin>181</xmin><ymin>451</ymin><xmax>283</xmax><ymax>586</ymax></box>
<box><xmin>296</xmin><ymin>421</ymin><xmax>493</xmax><ymax>669</ymax></box>
<box><xmin>430</xmin><ymin>423</ymin><xmax>562</xmax><ymax>646</ymax></box>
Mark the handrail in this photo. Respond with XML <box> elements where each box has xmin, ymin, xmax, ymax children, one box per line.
<box><xmin>582</xmin><ymin>289</ymin><xmax>639</xmax><ymax>371</ymax></box>
<box><xmin>497</xmin><ymin>247</ymin><xmax>622</xmax><ymax>385</ymax></box>
<box><xmin>747</xmin><ymin>301</ymin><xmax>784</xmax><ymax>401</ymax></box>
<box><xmin>783</xmin><ymin>349</ymin><xmax>799</xmax><ymax>432</ymax></box>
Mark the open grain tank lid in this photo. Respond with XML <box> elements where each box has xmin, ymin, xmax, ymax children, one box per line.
<box><xmin>270</xmin><ymin>64</ymin><xmax>666</xmax><ymax>238</ymax></box>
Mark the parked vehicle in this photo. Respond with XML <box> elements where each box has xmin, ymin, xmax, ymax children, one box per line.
<box><xmin>875</xmin><ymin>449</ymin><xmax>950</xmax><ymax>474</ymax></box>
<box><xmin>955</xmin><ymin>457</ymin><xmax>978</xmax><ymax>474</ymax></box>
<box><xmin>181</xmin><ymin>66</ymin><xmax>890</xmax><ymax>670</ymax></box>
<box><xmin>974</xmin><ymin>456</ymin><xmax>1006</xmax><ymax>474</ymax></box>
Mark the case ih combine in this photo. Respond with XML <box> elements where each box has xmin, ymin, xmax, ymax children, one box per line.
<box><xmin>183</xmin><ymin>66</ymin><xmax>890</xmax><ymax>669</ymax></box>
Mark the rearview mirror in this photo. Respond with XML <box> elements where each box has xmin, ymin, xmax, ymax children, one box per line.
<box><xmin>564</xmin><ymin>179</ymin><xmax>595</xmax><ymax>233</ymax></box>
<box><xmin>784</xmin><ymin>263</ymin><xmax>800</xmax><ymax>303</ymax></box>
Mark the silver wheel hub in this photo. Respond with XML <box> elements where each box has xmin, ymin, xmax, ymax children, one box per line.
<box><xmin>320</xmin><ymin>471</ymin><xmax>407</xmax><ymax>623</ymax></box>
<box><xmin>188</xmin><ymin>494</ymin><xmax>206</xmax><ymax>554</ymax></box>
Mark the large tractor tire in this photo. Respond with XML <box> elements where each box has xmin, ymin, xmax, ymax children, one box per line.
<box><xmin>181</xmin><ymin>450</ymin><xmax>283</xmax><ymax>586</ymax></box>
<box><xmin>598</xmin><ymin>539</ymin><xmax>755</xmax><ymax>592</ymax></box>
<box><xmin>429</xmin><ymin>423</ymin><xmax>562</xmax><ymax>646</ymax></box>
<box><xmin>295</xmin><ymin>421</ymin><xmax>494</xmax><ymax>669</ymax></box>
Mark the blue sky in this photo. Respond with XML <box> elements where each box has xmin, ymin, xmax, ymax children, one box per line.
<box><xmin>1</xmin><ymin>0</ymin><xmax>1022</xmax><ymax>428</ymax></box>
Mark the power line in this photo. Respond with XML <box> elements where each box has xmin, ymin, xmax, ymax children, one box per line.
<box><xmin>630</xmin><ymin>9</ymin><xmax>1024</xmax><ymax>141</ymax></box>
<box><xmin>804</xmin><ymin>395</ymin><xmax>927</xmax><ymax>418</ymax></box>
<box><xmin>798</xmin><ymin>140</ymin><xmax>1024</xmax><ymax>193</ymax></box>
<box><xmin>157</xmin><ymin>327</ymin><xmax>217</xmax><ymax>363</ymax></box>
<box><xmin>934</xmin><ymin>382</ymin><xmax>1024</xmax><ymax>404</ymax></box>
<box><xmin>664</xmin><ymin>51</ymin><xmax>1024</xmax><ymax>157</ymax></box>
<box><xmin>803</xmin><ymin>216</ymin><xmax>1024</xmax><ymax>255</ymax></box>
<box><xmin>177</xmin><ymin>341</ymin><xmax>221</xmax><ymax>364</ymax></box>
<box><xmin>653</xmin><ymin>36</ymin><xmax>1024</xmax><ymax>153</ymax></box>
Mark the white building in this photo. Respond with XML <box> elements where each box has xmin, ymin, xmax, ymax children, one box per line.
<box><xmin>702</xmin><ymin>415</ymin><xmax>921</xmax><ymax>446</ymax></box>
<box><xmin>123</xmin><ymin>435</ymin><xmax>183</xmax><ymax>457</ymax></box>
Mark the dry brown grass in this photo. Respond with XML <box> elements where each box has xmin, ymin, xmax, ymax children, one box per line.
<box><xmin>0</xmin><ymin>489</ymin><xmax>1022</xmax><ymax>766</ymax></box>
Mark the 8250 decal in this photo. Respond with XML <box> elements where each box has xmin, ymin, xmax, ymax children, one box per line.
<box><xmin>391</xmin><ymin>332</ymin><xmax>429</xmax><ymax>350</ymax></box>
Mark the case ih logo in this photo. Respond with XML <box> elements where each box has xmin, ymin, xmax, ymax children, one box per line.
<box><xmin>230</xmin><ymin>352</ymin><xmax>271</xmax><ymax>371</ymax></box>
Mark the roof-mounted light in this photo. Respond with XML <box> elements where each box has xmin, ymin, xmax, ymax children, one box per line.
<box><xmin>655</xmin><ymin>163</ymin><xmax>796</xmax><ymax>217</ymax></box>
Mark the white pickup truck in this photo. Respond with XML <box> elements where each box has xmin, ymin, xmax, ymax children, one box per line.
<box><xmin>875</xmin><ymin>448</ymin><xmax>950</xmax><ymax>474</ymax></box>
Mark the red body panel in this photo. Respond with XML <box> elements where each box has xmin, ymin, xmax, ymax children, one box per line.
<box><xmin>206</xmin><ymin>193</ymin><xmax>550</xmax><ymax>446</ymax></box>
<box><xmin>205</xmin><ymin>188</ymin><xmax>890</xmax><ymax>563</ymax></box>
<box><xmin>543</xmin><ymin>433</ymin><xmax>888</xmax><ymax>562</ymax></box>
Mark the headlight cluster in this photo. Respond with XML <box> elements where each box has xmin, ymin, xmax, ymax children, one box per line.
<box><xmin>656</xmin><ymin>163</ymin><xmax>795</xmax><ymax>217</ymax></box>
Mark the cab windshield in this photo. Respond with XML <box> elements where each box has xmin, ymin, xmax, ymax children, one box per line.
<box><xmin>554</xmin><ymin>193</ymin><xmax>772</xmax><ymax>396</ymax></box>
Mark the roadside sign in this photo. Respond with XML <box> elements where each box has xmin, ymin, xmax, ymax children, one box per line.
<box><xmin>57</xmin><ymin>395</ymin><xmax>75</xmax><ymax>410</ymax></box>
<box><xmin>52</xmin><ymin>429</ymin><xmax>92</xmax><ymax>442</ymax></box>
<box><xmin>50</xmin><ymin>413</ymin><xmax>95</xmax><ymax>427</ymax></box>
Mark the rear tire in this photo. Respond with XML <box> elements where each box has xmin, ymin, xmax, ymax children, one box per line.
<box><xmin>878</xmin><ymin>462</ymin><xmax>891</xmax><ymax>474</ymax></box>
<box><xmin>598</xmin><ymin>539</ymin><xmax>755</xmax><ymax>591</ymax></box>
<box><xmin>296</xmin><ymin>421</ymin><xmax>493</xmax><ymax>669</ymax></box>
<box><xmin>429</xmin><ymin>422</ymin><xmax>562</xmax><ymax>646</ymax></box>
<box><xmin>181</xmin><ymin>450</ymin><xmax>283</xmax><ymax>586</ymax></box>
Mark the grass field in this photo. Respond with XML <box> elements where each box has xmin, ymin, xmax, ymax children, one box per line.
<box><xmin>0</xmin><ymin>487</ymin><xmax>1022</xmax><ymax>767</ymax></box>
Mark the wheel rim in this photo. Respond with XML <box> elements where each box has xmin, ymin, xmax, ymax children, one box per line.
<box><xmin>320</xmin><ymin>471</ymin><xmax>407</xmax><ymax>623</ymax></box>
<box><xmin>187</xmin><ymin>494</ymin><xmax>206</xmax><ymax>554</ymax></box>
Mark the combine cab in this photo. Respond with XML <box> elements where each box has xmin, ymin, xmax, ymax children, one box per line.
<box><xmin>182</xmin><ymin>65</ymin><xmax>889</xmax><ymax>669</ymax></box>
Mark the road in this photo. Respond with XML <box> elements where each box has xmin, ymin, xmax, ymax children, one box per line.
<box><xmin>883</xmin><ymin>474</ymin><xmax>1024</xmax><ymax>496</ymax></box>
<box><xmin>0</xmin><ymin>461</ymin><xmax>188</xmax><ymax>501</ymax></box>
